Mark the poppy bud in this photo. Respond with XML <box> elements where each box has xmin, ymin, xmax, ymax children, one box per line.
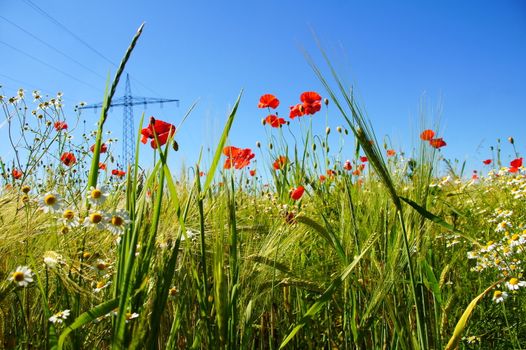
<box><xmin>256</xmin><ymin>141</ymin><xmax>261</xmax><ymax>148</ymax></box>
<box><xmin>326</xmin><ymin>147</ymin><xmax>330</xmax><ymax>153</ymax></box>
<box><xmin>269</xmin><ymin>143</ymin><xmax>273</xmax><ymax>150</ymax></box>
<box><xmin>508</xmin><ymin>137</ymin><xmax>514</xmax><ymax>144</ymax></box>
<box><xmin>326</xmin><ymin>127</ymin><xmax>331</xmax><ymax>135</ymax></box>
<box><xmin>312</xmin><ymin>143</ymin><xmax>316</xmax><ymax>151</ymax></box>
<box><xmin>324</xmin><ymin>98</ymin><xmax>329</xmax><ymax>106</ymax></box>
<box><xmin>172</xmin><ymin>140</ymin><xmax>179</xmax><ymax>151</ymax></box>
<box><xmin>337</xmin><ymin>126</ymin><xmax>342</xmax><ymax>133</ymax></box>
<box><xmin>344</xmin><ymin>129</ymin><xmax>349</xmax><ymax>135</ymax></box>
<box><xmin>314</xmin><ymin>162</ymin><xmax>318</xmax><ymax>169</ymax></box>
<box><xmin>262</xmin><ymin>118</ymin><xmax>266</xmax><ymax>126</ymax></box>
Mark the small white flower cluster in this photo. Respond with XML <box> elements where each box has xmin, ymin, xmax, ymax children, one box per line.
<box><xmin>37</xmin><ymin>188</ymin><xmax>130</xmax><ymax>235</ymax></box>
<box><xmin>49</xmin><ymin>309</ymin><xmax>70</xmax><ymax>324</ymax></box>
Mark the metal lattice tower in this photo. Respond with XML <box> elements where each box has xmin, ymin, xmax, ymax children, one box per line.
<box><xmin>122</xmin><ymin>74</ymin><xmax>134</xmax><ymax>167</ymax></box>
<box><xmin>79</xmin><ymin>73</ymin><xmax>179</xmax><ymax>167</ymax></box>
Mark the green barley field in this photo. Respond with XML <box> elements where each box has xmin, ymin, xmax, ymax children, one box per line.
<box><xmin>1</xmin><ymin>25</ymin><xmax>525</xmax><ymax>350</ymax></box>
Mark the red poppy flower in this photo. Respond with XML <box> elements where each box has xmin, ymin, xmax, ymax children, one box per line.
<box><xmin>509</xmin><ymin>167</ymin><xmax>519</xmax><ymax>173</ymax></box>
<box><xmin>60</xmin><ymin>152</ymin><xmax>76</xmax><ymax>166</ymax></box>
<box><xmin>290</xmin><ymin>186</ymin><xmax>305</xmax><ymax>200</ymax></box>
<box><xmin>472</xmin><ymin>173</ymin><xmax>479</xmax><ymax>180</ymax></box>
<box><xmin>272</xmin><ymin>156</ymin><xmax>288</xmax><ymax>170</ymax></box>
<box><xmin>358</xmin><ymin>164</ymin><xmax>366</xmax><ymax>171</ymax></box>
<box><xmin>98</xmin><ymin>162</ymin><xmax>107</xmax><ymax>170</ymax></box>
<box><xmin>265</xmin><ymin>114</ymin><xmax>286</xmax><ymax>128</ymax></box>
<box><xmin>54</xmin><ymin>121</ymin><xmax>68</xmax><ymax>131</ymax></box>
<box><xmin>300</xmin><ymin>91</ymin><xmax>322</xmax><ymax>116</ymax></box>
<box><xmin>249</xmin><ymin>169</ymin><xmax>256</xmax><ymax>176</ymax></box>
<box><xmin>90</xmin><ymin>143</ymin><xmax>108</xmax><ymax>153</ymax></box>
<box><xmin>289</xmin><ymin>104</ymin><xmax>304</xmax><ymax>119</ymax></box>
<box><xmin>420</xmin><ymin>129</ymin><xmax>435</xmax><ymax>141</ymax></box>
<box><xmin>289</xmin><ymin>92</ymin><xmax>322</xmax><ymax>119</ymax></box>
<box><xmin>258</xmin><ymin>94</ymin><xmax>280</xmax><ymax>109</ymax></box>
<box><xmin>360</xmin><ymin>156</ymin><xmax>368</xmax><ymax>163</ymax></box>
<box><xmin>429</xmin><ymin>138</ymin><xmax>447</xmax><ymax>149</ymax></box>
<box><xmin>510</xmin><ymin>158</ymin><xmax>523</xmax><ymax>168</ymax></box>
<box><xmin>482</xmin><ymin>159</ymin><xmax>492</xmax><ymax>165</ymax></box>
<box><xmin>386</xmin><ymin>149</ymin><xmax>396</xmax><ymax>157</ymax></box>
<box><xmin>326</xmin><ymin>169</ymin><xmax>336</xmax><ymax>177</ymax></box>
<box><xmin>141</xmin><ymin>117</ymin><xmax>176</xmax><ymax>149</ymax></box>
<box><xmin>343</xmin><ymin>160</ymin><xmax>352</xmax><ymax>171</ymax></box>
<box><xmin>112</xmin><ymin>169</ymin><xmax>126</xmax><ymax>178</ymax></box>
<box><xmin>223</xmin><ymin>146</ymin><xmax>255</xmax><ymax>169</ymax></box>
<box><xmin>352</xmin><ymin>169</ymin><xmax>361</xmax><ymax>176</ymax></box>
<box><xmin>319</xmin><ymin>175</ymin><xmax>327</xmax><ymax>182</ymax></box>
<box><xmin>199</xmin><ymin>171</ymin><xmax>205</xmax><ymax>177</ymax></box>
<box><xmin>12</xmin><ymin>169</ymin><xmax>23</xmax><ymax>179</ymax></box>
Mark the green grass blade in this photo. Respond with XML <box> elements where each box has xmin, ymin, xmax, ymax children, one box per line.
<box><xmin>57</xmin><ymin>298</ymin><xmax>119</xmax><ymax>350</ymax></box>
<box><xmin>201</xmin><ymin>90</ymin><xmax>243</xmax><ymax>196</ymax></box>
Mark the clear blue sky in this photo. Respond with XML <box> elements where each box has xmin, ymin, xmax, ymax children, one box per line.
<box><xmin>1</xmin><ymin>0</ymin><xmax>525</xmax><ymax>175</ymax></box>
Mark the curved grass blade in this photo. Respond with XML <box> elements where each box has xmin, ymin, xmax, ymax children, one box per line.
<box><xmin>444</xmin><ymin>280</ymin><xmax>502</xmax><ymax>350</ymax></box>
<box><xmin>201</xmin><ymin>90</ymin><xmax>243</xmax><ymax>196</ymax></box>
<box><xmin>279</xmin><ymin>234</ymin><xmax>378</xmax><ymax>349</ymax></box>
<box><xmin>57</xmin><ymin>298</ymin><xmax>118</xmax><ymax>350</ymax></box>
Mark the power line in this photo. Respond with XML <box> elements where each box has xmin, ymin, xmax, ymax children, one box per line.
<box><xmin>0</xmin><ymin>15</ymin><xmax>107</xmax><ymax>82</ymax></box>
<box><xmin>0</xmin><ymin>72</ymin><xmax>80</xmax><ymax>104</ymax></box>
<box><xmin>21</xmin><ymin>0</ymin><xmax>164</xmax><ymax>98</ymax></box>
<box><xmin>0</xmin><ymin>40</ymin><xmax>102</xmax><ymax>92</ymax></box>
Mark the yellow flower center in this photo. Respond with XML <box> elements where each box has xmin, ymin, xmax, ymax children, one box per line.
<box><xmin>13</xmin><ymin>271</ymin><xmax>25</xmax><ymax>282</ymax></box>
<box><xmin>63</xmin><ymin>210</ymin><xmax>75</xmax><ymax>220</ymax></box>
<box><xmin>169</xmin><ymin>287</ymin><xmax>177</xmax><ymax>296</ymax></box>
<box><xmin>21</xmin><ymin>195</ymin><xmax>29</xmax><ymax>203</ymax></box>
<box><xmin>60</xmin><ymin>227</ymin><xmax>69</xmax><ymax>234</ymax></box>
<box><xmin>494</xmin><ymin>290</ymin><xmax>502</xmax><ymax>298</ymax></box>
<box><xmin>89</xmin><ymin>213</ymin><xmax>103</xmax><ymax>224</ymax></box>
<box><xmin>44</xmin><ymin>194</ymin><xmax>56</xmax><ymax>205</ymax></box>
<box><xmin>96</xmin><ymin>281</ymin><xmax>105</xmax><ymax>289</ymax></box>
<box><xmin>509</xmin><ymin>278</ymin><xmax>518</xmax><ymax>286</ymax></box>
<box><xmin>82</xmin><ymin>252</ymin><xmax>91</xmax><ymax>259</ymax></box>
<box><xmin>22</xmin><ymin>185</ymin><xmax>30</xmax><ymax>193</ymax></box>
<box><xmin>511</xmin><ymin>234</ymin><xmax>519</xmax><ymax>241</ymax></box>
<box><xmin>111</xmin><ymin>216</ymin><xmax>124</xmax><ymax>226</ymax></box>
<box><xmin>91</xmin><ymin>189</ymin><xmax>102</xmax><ymax>199</ymax></box>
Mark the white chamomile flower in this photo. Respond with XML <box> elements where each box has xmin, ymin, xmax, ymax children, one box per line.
<box><xmin>93</xmin><ymin>280</ymin><xmax>111</xmax><ymax>293</ymax></box>
<box><xmin>43</xmin><ymin>251</ymin><xmax>64</xmax><ymax>268</ymax></box>
<box><xmin>49</xmin><ymin>309</ymin><xmax>70</xmax><ymax>324</ymax></box>
<box><xmin>40</xmin><ymin>192</ymin><xmax>63</xmax><ymax>213</ymax></box>
<box><xmin>58</xmin><ymin>209</ymin><xmax>80</xmax><ymax>228</ymax></box>
<box><xmin>10</xmin><ymin>266</ymin><xmax>34</xmax><ymax>287</ymax></box>
<box><xmin>125</xmin><ymin>312</ymin><xmax>139</xmax><ymax>323</ymax></box>
<box><xmin>87</xmin><ymin>186</ymin><xmax>109</xmax><ymax>206</ymax></box>
<box><xmin>492</xmin><ymin>290</ymin><xmax>508</xmax><ymax>303</ymax></box>
<box><xmin>107</xmin><ymin>209</ymin><xmax>131</xmax><ymax>235</ymax></box>
<box><xmin>83</xmin><ymin>210</ymin><xmax>108</xmax><ymax>230</ymax></box>
<box><xmin>506</xmin><ymin>277</ymin><xmax>526</xmax><ymax>291</ymax></box>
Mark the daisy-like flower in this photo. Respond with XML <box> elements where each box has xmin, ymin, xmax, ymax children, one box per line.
<box><xmin>39</xmin><ymin>192</ymin><xmax>63</xmax><ymax>213</ymax></box>
<box><xmin>107</xmin><ymin>209</ymin><xmax>131</xmax><ymax>235</ymax></box>
<box><xmin>87</xmin><ymin>186</ymin><xmax>109</xmax><ymax>206</ymax></box>
<box><xmin>506</xmin><ymin>277</ymin><xmax>526</xmax><ymax>291</ymax></box>
<box><xmin>43</xmin><ymin>251</ymin><xmax>64</xmax><ymax>268</ymax></box>
<box><xmin>58</xmin><ymin>209</ymin><xmax>80</xmax><ymax>228</ymax></box>
<box><xmin>493</xmin><ymin>290</ymin><xmax>508</xmax><ymax>303</ymax></box>
<box><xmin>49</xmin><ymin>309</ymin><xmax>70</xmax><ymax>324</ymax></box>
<box><xmin>10</xmin><ymin>266</ymin><xmax>34</xmax><ymax>287</ymax></box>
<box><xmin>83</xmin><ymin>210</ymin><xmax>107</xmax><ymax>230</ymax></box>
<box><xmin>125</xmin><ymin>312</ymin><xmax>139</xmax><ymax>323</ymax></box>
<box><xmin>93</xmin><ymin>280</ymin><xmax>111</xmax><ymax>293</ymax></box>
